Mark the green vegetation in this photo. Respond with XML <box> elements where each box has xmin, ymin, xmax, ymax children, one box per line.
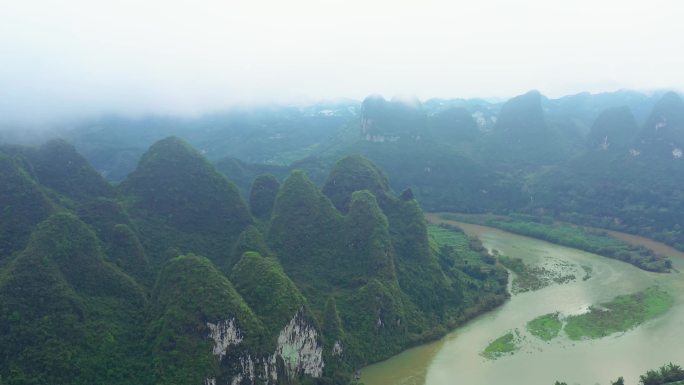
<box><xmin>215</xmin><ymin>157</ymin><xmax>290</xmax><ymax>198</ymax></box>
<box><xmin>581</xmin><ymin>264</ymin><xmax>593</xmax><ymax>281</ymax></box>
<box><xmin>231</xmin><ymin>225</ymin><xmax>273</xmax><ymax>262</ymax></box>
<box><xmin>640</xmin><ymin>363</ymin><xmax>684</xmax><ymax>385</ymax></box>
<box><xmin>564</xmin><ymin>286</ymin><xmax>674</xmax><ymax>340</ymax></box>
<box><xmin>497</xmin><ymin>255</ymin><xmax>576</xmax><ymax>293</ymax></box>
<box><xmin>52</xmin><ymin>91</ymin><xmax>684</xmax><ymax>254</ymax></box>
<box><xmin>526</xmin><ymin>313</ymin><xmax>562</xmax><ymax>341</ymax></box>
<box><xmin>6</xmin><ymin>119</ymin><xmax>680</xmax><ymax>384</ymax></box>
<box><xmin>427</xmin><ymin>224</ymin><xmax>497</xmax><ymax>267</ymax></box>
<box><xmin>120</xmin><ymin>136</ymin><xmax>252</xmax><ymax>267</ymax></box>
<box><xmin>267</xmin><ymin>169</ymin><xmax>344</xmax><ymax>297</ymax></box>
<box><xmin>3</xmin><ymin>89</ymin><xmax>684</xmax><ymax>384</ymax></box>
<box><xmin>483</xmin><ymin>90</ymin><xmax>570</xmax><ymax>170</ymax></box>
<box><xmin>108</xmin><ymin>224</ymin><xmax>152</xmax><ymax>285</ymax></box>
<box><xmin>322</xmin><ymin>154</ymin><xmax>391</xmax><ymax>213</ymax></box>
<box><xmin>443</xmin><ymin>213</ymin><xmax>672</xmax><ymax>272</ymax></box>
<box><xmin>426</xmin><ymin>223</ymin><xmax>509</xmax><ymax>326</ymax></box>
<box><xmin>554</xmin><ymin>362</ymin><xmax>684</xmax><ymax>385</ymax></box>
<box><xmin>0</xmin><ymin>151</ymin><xmax>55</xmax><ymax>258</ymax></box>
<box><xmin>229</xmin><ymin>251</ymin><xmax>306</xmax><ymax>339</ymax></box>
<box><xmin>481</xmin><ymin>330</ymin><xmax>520</xmax><ymax>359</ymax></box>
<box><xmin>0</xmin><ymin>213</ymin><xmax>149</xmax><ymax>385</ymax></box>
<box><xmin>148</xmin><ymin>254</ymin><xmax>264</xmax><ymax>384</ymax></box>
<box><xmin>26</xmin><ymin>139</ymin><xmax>114</xmax><ymax>202</ymax></box>
<box><xmin>532</xmin><ymin>92</ymin><xmax>684</xmax><ymax>252</ymax></box>
<box><xmin>248</xmin><ymin>174</ymin><xmax>280</xmax><ymax>221</ymax></box>
<box><xmin>344</xmin><ymin>190</ymin><xmax>396</xmax><ymax>281</ymax></box>
<box><xmin>265</xmin><ymin>156</ymin><xmax>508</xmax><ymax>367</ymax></box>
<box><xmin>0</xmin><ymin>140</ymin><xmax>518</xmax><ymax>384</ymax></box>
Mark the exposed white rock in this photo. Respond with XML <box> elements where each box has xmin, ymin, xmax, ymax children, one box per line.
<box><xmin>317</xmin><ymin>109</ymin><xmax>335</xmax><ymax>116</ymax></box>
<box><xmin>231</xmin><ymin>374</ymin><xmax>243</xmax><ymax>385</ymax></box>
<box><xmin>206</xmin><ymin>312</ymin><xmax>325</xmax><ymax>384</ymax></box>
<box><xmin>239</xmin><ymin>355</ymin><xmax>256</xmax><ymax>382</ymax></box>
<box><xmin>332</xmin><ymin>341</ymin><xmax>343</xmax><ymax>357</ymax></box>
<box><xmin>228</xmin><ymin>354</ymin><xmax>278</xmax><ymax>385</ymax></box>
<box><xmin>472</xmin><ymin>111</ymin><xmax>487</xmax><ymax>128</ymax></box>
<box><xmin>363</xmin><ymin>133</ymin><xmax>400</xmax><ymax>143</ymax></box>
<box><xmin>600</xmin><ymin>136</ymin><xmax>610</xmax><ymax>150</ymax></box>
<box><xmin>361</xmin><ymin>118</ymin><xmax>373</xmax><ymax>135</ymax></box>
<box><xmin>207</xmin><ymin>318</ymin><xmax>243</xmax><ymax>361</ymax></box>
<box><xmin>266</xmin><ymin>354</ymin><xmax>278</xmax><ymax>381</ymax></box>
<box><xmin>275</xmin><ymin>310</ymin><xmax>324</xmax><ymax>378</ymax></box>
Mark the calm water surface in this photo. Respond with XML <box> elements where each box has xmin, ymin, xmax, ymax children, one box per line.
<box><xmin>361</xmin><ymin>216</ymin><xmax>684</xmax><ymax>385</ymax></box>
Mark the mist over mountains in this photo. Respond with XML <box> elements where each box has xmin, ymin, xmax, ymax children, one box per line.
<box><xmin>0</xmin><ymin>89</ymin><xmax>672</xmax><ymax>172</ymax></box>
<box><xmin>3</xmin><ymin>87</ymin><xmax>684</xmax><ymax>383</ymax></box>
<box><xmin>3</xmin><ymin>88</ymin><xmax>684</xmax><ymax>247</ymax></box>
<box><xmin>3</xmin><ymin>0</ymin><xmax>684</xmax><ymax>383</ymax></box>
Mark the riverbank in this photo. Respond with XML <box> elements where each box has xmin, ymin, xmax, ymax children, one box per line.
<box><xmin>432</xmin><ymin>212</ymin><xmax>673</xmax><ymax>272</ymax></box>
<box><xmin>362</xmin><ymin>215</ymin><xmax>684</xmax><ymax>385</ymax></box>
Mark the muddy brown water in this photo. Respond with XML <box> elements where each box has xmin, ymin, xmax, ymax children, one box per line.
<box><xmin>360</xmin><ymin>215</ymin><xmax>684</xmax><ymax>385</ymax></box>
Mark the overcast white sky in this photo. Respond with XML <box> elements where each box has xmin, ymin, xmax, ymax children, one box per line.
<box><xmin>1</xmin><ymin>0</ymin><xmax>683</xmax><ymax>124</ymax></box>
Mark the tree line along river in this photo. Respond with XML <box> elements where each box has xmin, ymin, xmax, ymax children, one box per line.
<box><xmin>361</xmin><ymin>215</ymin><xmax>684</xmax><ymax>385</ymax></box>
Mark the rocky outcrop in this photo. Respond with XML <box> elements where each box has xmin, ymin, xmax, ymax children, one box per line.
<box><xmin>363</xmin><ymin>133</ymin><xmax>400</xmax><ymax>142</ymax></box>
<box><xmin>275</xmin><ymin>310</ymin><xmax>324</xmax><ymax>378</ymax></box>
<box><xmin>207</xmin><ymin>318</ymin><xmax>243</xmax><ymax>360</ymax></box>
<box><xmin>332</xmin><ymin>341</ymin><xmax>343</xmax><ymax>357</ymax></box>
<box><xmin>207</xmin><ymin>310</ymin><xmax>324</xmax><ymax>385</ymax></box>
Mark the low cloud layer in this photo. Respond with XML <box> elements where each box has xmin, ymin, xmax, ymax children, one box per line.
<box><xmin>1</xmin><ymin>0</ymin><xmax>683</xmax><ymax>125</ymax></box>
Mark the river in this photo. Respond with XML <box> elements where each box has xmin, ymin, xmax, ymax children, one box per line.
<box><xmin>361</xmin><ymin>216</ymin><xmax>684</xmax><ymax>385</ymax></box>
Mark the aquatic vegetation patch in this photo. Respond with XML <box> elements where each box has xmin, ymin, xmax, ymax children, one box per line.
<box><xmin>581</xmin><ymin>265</ymin><xmax>592</xmax><ymax>281</ymax></box>
<box><xmin>555</xmin><ymin>362</ymin><xmax>684</xmax><ymax>385</ymax></box>
<box><xmin>498</xmin><ymin>255</ymin><xmax>576</xmax><ymax>294</ymax></box>
<box><xmin>564</xmin><ymin>286</ymin><xmax>673</xmax><ymax>340</ymax></box>
<box><xmin>481</xmin><ymin>330</ymin><xmax>521</xmax><ymax>359</ymax></box>
<box><xmin>526</xmin><ymin>313</ymin><xmax>562</xmax><ymax>341</ymax></box>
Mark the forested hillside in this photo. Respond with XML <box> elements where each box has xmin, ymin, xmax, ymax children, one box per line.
<box><xmin>0</xmin><ymin>138</ymin><xmax>508</xmax><ymax>384</ymax></box>
<box><xmin>529</xmin><ymin>91</ymin><xmax>684</xmax><ymax>249</ymax></box>
<box><xmin>3</xmin><ymin>89</ymin><xmax>684</xmax><ymax>383</ymax></box>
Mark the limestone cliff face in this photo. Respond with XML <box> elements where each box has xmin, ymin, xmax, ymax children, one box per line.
<box><xmin>206</xmin><ymin>309</ymin><xmax>324</xmax><ymax>385</ymax></box>
<box><xmin>207</xmin><ymin>318</ymin><xmax>243</xmax><ymax>360</ymax></box>
<box><xmin>275</xmin><ymin>310</ymin><xmax>324</xmax><ymax>378</ymax></box>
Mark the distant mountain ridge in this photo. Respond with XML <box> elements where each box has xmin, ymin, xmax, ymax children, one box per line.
<box><xmin>6</xmin><ymin>89</ymin><xmax>681</xmax><ymax>249</ymax></box>
<box><xmin>4</xmin><ymin>88</ymin><xmax>684</xmax><ymax>383</ymax></box>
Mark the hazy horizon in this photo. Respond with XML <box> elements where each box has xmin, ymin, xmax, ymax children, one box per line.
<box><xmin>2</xmin><ymin>0</ymin><xmax>683</xmax><ymax>125</ymax></box>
